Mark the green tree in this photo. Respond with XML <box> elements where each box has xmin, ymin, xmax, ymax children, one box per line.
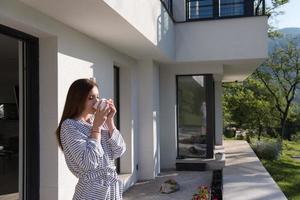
<box><xmin>266</xmin><ymin>0</ymin><xmax>290</xmax><ymax>38</ymax></box>
<box><xmin>223</xmin><ymin>77</ymin><xmax>278</xmax><ymax>140</ymax></box>
<box><xmin>255</xmin><ymin>39</ymin><xmax>300</xmax><ymax>140</ymax></box>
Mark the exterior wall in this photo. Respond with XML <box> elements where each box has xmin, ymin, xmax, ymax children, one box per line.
<box><xmin>214</xmin><ymin>75</ymin><xmax>223</xmax><ymax>146</ymax></box>
<box><xmin>103</xmin><ymin>0</ymin><xmax>175</xmax><ymax>59</ymax></box>
<box><xmin>0</xmin><ymin>0</ymin><xmax>138</xmax><ymax>199</ymax></box>
<box><xmin>159</xmin><ymin>63</ymin><xmax>223</xmax><ymax>169</ymax></box>
<box><xmin>39</xmin><ymin>36</ymin><xmax>60</xmax><ymax>200</ymax></box>
<box><xmin>173</xmin><ymin>0</ymin><xmax>186</xmax><ymax>22</ymax></box>
<box><xmin>0</xmin><ymin>0</ymin><xmax>268</xmax><ymax>198</ymax></box>
<box><xmin>175</xmin><ymin>16</ymin><xmax>268</xmax><ymax>62</ymax></box>
<box><xmin>137</xmin><ymin>60</ymin><xmax>160</xmax><ymax>180</ymax></box>
<box><xmin>119</xmin><ymin>64</ymin><xmax>139</xmax><ymax>189</ymax></box>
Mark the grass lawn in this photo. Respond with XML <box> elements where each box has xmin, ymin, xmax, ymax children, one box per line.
<box><xmin>261</xmin><ymin>140</ymin><xmax>300</xmax><ymax>200</ymax></box>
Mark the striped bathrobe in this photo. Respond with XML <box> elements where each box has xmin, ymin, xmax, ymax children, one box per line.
<box><xmin>60</xmin><ymin>119</ymin><xmax>126</xmax><ymax>200</ymax></box>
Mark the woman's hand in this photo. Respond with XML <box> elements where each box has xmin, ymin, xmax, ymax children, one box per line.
<box><xmin>107</xmin><ymin>99</ymin><xmax>116</xmax><ymax>119</ymax></box>
<box><xmin>92</xmin><ymin>99</ymin><xmax>110</xmax><ymax>131</ymax></box>
<box><xmin>106</xmin><ymin>99</ymin><xmax>117</xmax><ymax>136</ymax></box>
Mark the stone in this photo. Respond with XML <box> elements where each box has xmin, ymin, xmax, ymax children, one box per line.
<box><xmin>159</xmin><ymin>179</ymin><xmax>180</xmax><ymax>194</ymax></box>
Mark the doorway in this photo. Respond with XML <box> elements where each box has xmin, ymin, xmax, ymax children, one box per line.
<box><xmin>176</xmin><ymin>74</ymin><xmax>214</xmax><ymax>160</ymax></box>
<box><xmin>0</xmin><ymin>32</ymin><xmax>19</xmax><ymax>199</ymax></box>
<box><xmin>0</xmin><ymin>24</ymin><xmax>39</xmax><ymax>200</ymax></box>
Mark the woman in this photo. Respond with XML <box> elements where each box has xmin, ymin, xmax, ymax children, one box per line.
<box><xmin>56</xmin><ymin>78</ymin><xmax>126</xmax><ymax>200</ymax></box>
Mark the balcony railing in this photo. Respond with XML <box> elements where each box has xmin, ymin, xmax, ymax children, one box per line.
<box><xmin>160</xmin><ymin>0</ymin><xmax>266</xmax><ymax>22</ymax></box>
<box><xmin>186</xmin><ymin>0</ymin><xmax>266</xmax><ymax>21</ymax></box>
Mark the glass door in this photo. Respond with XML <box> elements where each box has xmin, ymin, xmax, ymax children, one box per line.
<box><xmin>0</xmin><ymin>33</ymin><xmax>20</xmax><ymax>200</ymax></box>
<box><xmin>176</xmin><ymin>75</ymin><xmax>214</xmax><ymax>159</ymax></box>
<box><xmin>0</xmin><ymin>24</ymin><xmax>39</xmax><ymax>200</ymax></box>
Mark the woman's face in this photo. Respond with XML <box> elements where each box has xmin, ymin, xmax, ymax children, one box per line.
<box><xmin>84</xmin><ymin>86</ymin><xmax>99</xmax><ymax>114</ymax></box>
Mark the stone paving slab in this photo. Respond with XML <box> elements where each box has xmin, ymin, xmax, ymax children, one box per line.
<box><xmin>123</xmin><ymin>171</ymin><xmax>211</xmax><ymax>200</ymax></box>
<box><xmin>223</xmin><ymin>140</ymin><xmax>287</xmax><ymax>200</ymax></box>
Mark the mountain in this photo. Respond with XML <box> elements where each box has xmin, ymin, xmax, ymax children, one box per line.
<box><xmin>280</xmin><ymin>27</ymin><xmax>300</xmax><ymax>36</ymax></box>
<box><xmin>268</xmin><ymin>28</ymin><xmax>300</xmax><ymax>52</ymax></box>
<box><xmin>268</xmin><ymin>27</ymin><xmax>300</xmax><ymax>105</ymax></box>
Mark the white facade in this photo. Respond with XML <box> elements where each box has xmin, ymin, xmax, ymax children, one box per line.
<box><xmin>0</xmin><ymin>0</ymin><xmax>268</xmax><ymax>199</ymax></box>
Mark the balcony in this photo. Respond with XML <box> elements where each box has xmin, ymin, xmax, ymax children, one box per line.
<box><xmin>161</xmin><ymin>0</ymin><xmax>266</xmax><ymax>22</ymax></box>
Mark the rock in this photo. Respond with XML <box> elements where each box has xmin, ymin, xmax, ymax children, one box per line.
<box><xmin>160</xmin><ymin>179</ymin><xmax>180</xmax><ymax>194</ymax></box>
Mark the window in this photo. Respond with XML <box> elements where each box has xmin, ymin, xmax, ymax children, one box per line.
<box><xmin>186</xmin><ymin>0</ymin><xmax>253</xmax><ymax>20</ymax></box>
<box><xmin>187</xmin><ymin>0</ymin><xmax>214</xmax><ymax>19</ymax></box>
<box><xmin>176</xmin><ymin>75</ymin><xmax>214</xmax><ymax>159</ymax></box>
<box><xmin>220</xmin><ymin>0</ymin><xmax>245</xmax><ymax>17</ymax></box>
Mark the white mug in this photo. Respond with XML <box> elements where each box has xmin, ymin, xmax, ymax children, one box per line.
<box><xmin>93</xmin><ymin>98</ymin><xmax>108</xmax><ymax>110</ymax></box>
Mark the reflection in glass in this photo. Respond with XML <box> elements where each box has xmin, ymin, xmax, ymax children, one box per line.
<box><xmin>188</xmin><ymin>0</ymin><xmax>213</xmax><ymax>19</ymax></box>
<box><xmin>177</xmin><ymin>75</ymin><xmax>207</xmax><ymax>158</ymax></box>
<box><xmin>220</xmin><ymin>0</ymin><xmax>244</xmax><ymax>17</ymax></box>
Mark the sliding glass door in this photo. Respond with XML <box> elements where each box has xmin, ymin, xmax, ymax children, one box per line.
<box><xmin>176</xmin><ymin>75</ymin><xmax>214</xmax><ymax>159</ymax></box>
<box><xmin>0</xmin><ymin>24</ymin><xmax>39</xmax><ymax>200</ymax></box>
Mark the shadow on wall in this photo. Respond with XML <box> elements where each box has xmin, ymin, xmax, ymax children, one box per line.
<box><xmin>157</xmin><ymin>5</ymin><xmax>175</xmax><ymax>60</ymax></box>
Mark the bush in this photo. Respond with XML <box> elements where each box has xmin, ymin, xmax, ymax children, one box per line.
<box><xmin>291</xmin><ymin>132</ymin><xmax>300</xmax><ymax>142</ymax></box>
<box><xmin>246</xmin><ymin>134</ymin><xmax>251</xmax><ymax>144</ymax></box>
<box><xmin>251</xmin><ymin>140</ymin><xmax>281</xmax><ymax>160</ymax></box>
<box><xmin>224</xmin><ymin>127</ymin><xmax>236</xmax><ymax>138</ymax></box>
<box><xmin>236</xmin><ymin>134</ymin><xmax>244</xmax><ymax>140</ymax></box>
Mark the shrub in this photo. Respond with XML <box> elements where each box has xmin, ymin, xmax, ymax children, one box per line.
<box><xmin>236</xmin><ymin>134</ymin><xmax>244</xmax><ymax>140</ymax></box>
<box><xmin>251</xmin><ymin>140</ymin><xmax>281</xmax><ymax>160</ymax></box>
<box><xmin>246</xmin><ymin>134</ymin><xmax>251</xmax><ymax>144</ymax></box>
<box><xmin>291</xmin><ymin>132</ymin><xmax>300</xmax><ymax>142</ymax></box>
<box><xmin>224</xmin><ymin>127</ymin><xmax>236</xmax><ymax>138</ymax></box>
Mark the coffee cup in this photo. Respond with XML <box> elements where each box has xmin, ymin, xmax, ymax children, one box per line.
<box><xmin>93</xmin><ymin>98</ymin><xmax>108</xmax><ymax>110</ymax></box>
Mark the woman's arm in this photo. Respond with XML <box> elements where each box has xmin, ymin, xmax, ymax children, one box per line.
<box><xmin>61</xmin><ymin>120</ymin><xmax>104</xmax><ymax>171</ymax></box>
<box><xmin>104</xmin><ymin>100</ymin><xmax>126</xmax><ymax>158</ymax></box>
<box><xmin>107</xmin><ymin>128</ymin><xmax>126</xmax><ymax>159</ymax></box>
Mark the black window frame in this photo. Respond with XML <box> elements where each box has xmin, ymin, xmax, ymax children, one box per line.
<box><xmin>176</xmin><ymin>74</ymin><xmax>214</xmax><ymax>159</ymax></box>
<box><xmin>185</xmin><ymin>0</ymin><xmax>265</xmax><ymax>22</ymax></box>
<box><xmin>114</xmin><ymin>66</ymin><xmax>121</xmax><ymax>173</ymax></box>
<box><xmin>0</xmin><ymin>24</ymin><xmax>39</xmax><ymax>200</ymax></box>
<box><xmin>219</xmin><ymin>0</ymin><xmax>245</xmax><ymax>17</ymax></box>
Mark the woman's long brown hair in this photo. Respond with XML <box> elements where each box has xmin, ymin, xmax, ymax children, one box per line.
<box><xmin>56</xmin><ymin>79</ymin><xmax>98</xmax><ymax>150</ymax></box>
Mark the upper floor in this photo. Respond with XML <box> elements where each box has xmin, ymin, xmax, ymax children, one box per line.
<box><xmin>15</xmin><ymin>0</ymin><xmax>267</xmax><ymax>81</ymax></box>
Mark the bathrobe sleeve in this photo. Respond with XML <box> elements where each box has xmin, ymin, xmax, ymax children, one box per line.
<box><xmin>107</xmin><ymin>129</ymin><xmax>126</xmax><ymax>159</ymax></box>
<box><xmin>61</xmin><ymin>120</ymin><xmax>104</xmax><ymax>171</ymax></box>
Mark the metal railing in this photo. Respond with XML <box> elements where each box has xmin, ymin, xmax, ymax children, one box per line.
<box><xmin>185</xmin><ymin>0</ymin><xmax>266</xmax><ymax>21</ymax></box>
<box><xmin>186</xmin><ymin>0</ymin><xmax>266</xmax><ymax>21</ymax></box>
<box><xmin>159</xmin><ymin>0</ymin><xmax>266</xmax><ymax>22</ymax></box>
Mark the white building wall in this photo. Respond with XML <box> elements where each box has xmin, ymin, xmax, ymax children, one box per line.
<box><xmin>0</xmin><ymin>0</ymin><xmax>268</xmax><ymax>198</ymax></box>
<box><xmin>39</xmin><ymin>36</ymin><xmax>60</xmax><ymax>200</ymax></box>
<box><xmin>159</xmin><ymin>63</ymin><xmax>223</xmax><ymax>169</ymax></box>
<box><xmin>103</xmin><ymin>0</ymin><xmax>175</xmax><ymax>59</ymax></box>
<box><xmin>137</xmin><ymin>60</ymin><xmax>160</xmax><ymax>180</ymax></box>
<box><xmin>175</xmin><ymin>16</ymin><xmax>268</xmax><ymax>62</ymax></box>
<box><xmin>0</xmin><ymin>0</ymin><xmax>138</xmax><ymax>199</ymax></box>
<box><xmin>214</xmin><ymin>75</ymin><xmax>223</xmax><ymax>146</ymax></box>
<box><xmin>119</xmin><ymin>64</ymin><xmax>140</xmax><ymax>189</ymax></box>
<box><xmin>173</xmin><ymin>0</ymin><xmax>186</xmax><ymax>22</ymax></box>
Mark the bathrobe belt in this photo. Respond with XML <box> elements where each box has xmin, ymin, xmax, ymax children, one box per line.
<box><xmin>80</xmin><ymin>167</ymin><xmax>118</xmax><ymax>185</ymax></box>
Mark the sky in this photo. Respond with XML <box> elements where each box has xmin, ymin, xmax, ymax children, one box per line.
<box><xmin>268</xmin><ymin>0</ymin><xmax>300</xmax><ymax>29</ymax></box>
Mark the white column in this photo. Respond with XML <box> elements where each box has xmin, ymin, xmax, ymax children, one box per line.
<box><xmin>214</xmin><ymin>76</ymin><xmax>223</xmax><ymax>146</ymax></box>
<box><xmin>39</xmin><ymin>37</ymin><xmax>59</xmax><ymax>200</ymax></box>
<box><xmin>119</xmin><ymin>66</ymin><xmax>135</xmax><ymax>174</ymax></box>
<box><xmin>137</xmin><ymin>60</ymin><xmax>160</xmax><ymax>180</ymax></box>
